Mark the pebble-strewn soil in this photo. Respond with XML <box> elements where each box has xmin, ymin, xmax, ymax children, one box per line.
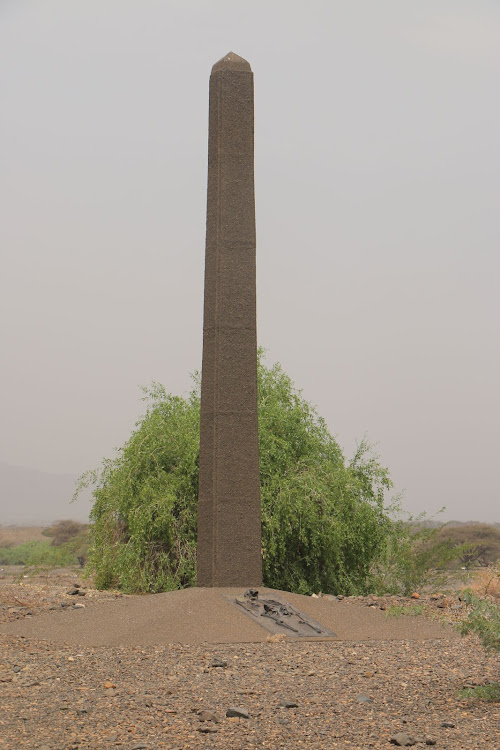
<box><xmin>0</xmin><ymin>568</ymin><xmax>498</xmax><ymax>749</ymax></box>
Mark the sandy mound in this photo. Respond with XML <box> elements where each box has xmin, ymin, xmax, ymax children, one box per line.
<box><xmin>0</xmin><ymin>586</ymin><xmax>457</xmax><ymax>646</ymax></box>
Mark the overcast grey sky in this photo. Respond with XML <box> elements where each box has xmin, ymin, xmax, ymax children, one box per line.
<box><xmin>1</xmin><ymin>1</ymin><xmax>499</xmax><ymax>522</ymax></box>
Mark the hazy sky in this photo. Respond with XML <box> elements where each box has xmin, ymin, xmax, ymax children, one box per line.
<box><xmin>1</xmin><ymin>1</ymin><xmax>499</xmax><ymax>522</ymax></box>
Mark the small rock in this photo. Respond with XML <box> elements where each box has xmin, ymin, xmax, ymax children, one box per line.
<box><xmin>104</xmin><ymin>681</ymin><xmax>116</xmax><ymax>689</ymax></box>
<box><xmin>390</xmin><ymin>733</ymin><xmax>417</xmax><ymax>746</ymax></box>
<box><xmin>337</xmin><ymin>595</ymin><xmax>344</xmax><ymax>600</ymax></box>
<box><xmin>279</xmin><ymin>700</ymin><xmax>298</xmax><ymax>708</ymax></box>
<box><xmin>411</xmin><ymin>592</ymin><xmax>420</xmax><ymax>599</ymax></box>
<box><xmin>210</xmin><ymin>658</ymin><xmax>227</xmax><ymax>669</ymax></box>
<box><xmin>60</xmin><ymin>602</ymin><xmax>70</xmax><ymax>608</ymax></box>
<box><xmin>131</xmin><ymin>745</ymin><xmax>149</xmax><ymax>749</ymax></box>
<box><xmin>198</xmin><ymin>710</ymin><xmax>220</xmax><ymax>723</ymax></box>
<box><xmin>311</xmin><ymin>593</ymin><xmax>319</xmax><ymax>598</ymax></box>
<box><xmin>66</xmin><ymin>588</ymin><xmax>79</xmax><ymax>596</ymax></box>
<box><xmin>226</xmin><ymin>706</ymin><xmax>249</xmax><ymax>719</ymax></box>
<box><xmin>425</xmin><ymin>740</ymin><xmax>436</xmax><ymax>746</ymax></box>
<box><xmin>77</xmin><ymin>589</ymin><xmax>86</xmax><ymax>596</ymax></box>
<box><xmin>73</xmin><ymin>603</ymin><xmax>85</xmax><ymax>609</ymax></box>
<box><xmin>198</xmin><ymin>726</ymin><xmax>218</xmax><ymax>733</ymax></box>
<box><xmin>441</xmin><ymin>721</ymin><xmax>455</xmax><ymax>728</ymax></box>
<box><xmin>363</xmin><ymin>670</ymin><xmax>375</xmax><ymax>678</ymax></box>
<box><xmin>355</xmin><ymin>694</ymin><xmax>372</xmax><ymax>703</ymax></box>
<box><xmin>72</xmin><ymin>583</ymin><xmax>81</xmax><ymax>588</ymax></box>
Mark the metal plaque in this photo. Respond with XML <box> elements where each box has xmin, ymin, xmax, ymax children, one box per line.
<box><xmin>231</xmin><ymin>589</ymin><xmax>336</xmax><ymax>637</ymax></box>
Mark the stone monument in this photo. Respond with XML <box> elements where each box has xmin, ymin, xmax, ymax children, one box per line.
<box><xmin>197</xmin><ymin>52</ymin><xmax>262</xmax><ymax>587</ymax></box>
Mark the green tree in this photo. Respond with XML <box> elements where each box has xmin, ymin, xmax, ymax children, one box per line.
<box><xmin>75</xmin><ymin>354</ymin><xmax>396</xmax><ymax>594</ymax></box>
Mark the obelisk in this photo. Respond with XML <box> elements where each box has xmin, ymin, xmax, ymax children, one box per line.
<box><xmin>197</xmin><ymin>52</ymin><xmax>262</xmax><ymax>587</ymax></box>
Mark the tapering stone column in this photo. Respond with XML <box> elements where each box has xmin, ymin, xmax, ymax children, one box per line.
<box><xmin>197</xmin><ymin>52</ymin><xmax>262</xmax><ymax>587</ymax></box>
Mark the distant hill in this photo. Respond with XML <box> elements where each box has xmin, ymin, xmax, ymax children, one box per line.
<box><xmin>0</xmin><ymin>462</ymin><xmax>92</xmax><ymax>525</ymax></box>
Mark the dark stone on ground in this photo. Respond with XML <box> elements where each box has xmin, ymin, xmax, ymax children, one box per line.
<box><xmin>226</xmin><ymin>706</ymin><xmax>249</xmax><ymax>719</ymax></box>
<box><xmin>355</xmin><ymin>694</ymin><xmax>372</xmax><ymax>703</ymax></box>
<box><xmin>210</xmin><ymin>658</ymin><xmax>227</xmax><ymax>668</ymax></box>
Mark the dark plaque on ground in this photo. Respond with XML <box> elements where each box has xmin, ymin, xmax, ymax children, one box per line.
<box><xmin>230</xmin><ymin>589</ymin><xmax>336</xmax><ymax>637</ymax></box>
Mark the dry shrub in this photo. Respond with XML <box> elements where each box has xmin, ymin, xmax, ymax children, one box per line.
<box><xmin>468</xmin><ymin>565</ymin><xmax>500</xmax><ymax>601</ymax></box>
<box><xmin>42</xmin><ymin>520</ymin><xmax>89</xmax><ymax>546</ymax></box>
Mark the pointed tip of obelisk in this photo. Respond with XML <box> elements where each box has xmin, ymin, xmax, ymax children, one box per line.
<box><xmin>212</xmin><ymin>51</ymin><xmax>252</xmax><ymax>73</ymax></box>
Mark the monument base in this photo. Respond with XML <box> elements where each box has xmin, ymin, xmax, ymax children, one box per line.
<box><xmin>0</xmin><ymin>586</ymin><xmax>455</xmax><ymax>646</ymax></box>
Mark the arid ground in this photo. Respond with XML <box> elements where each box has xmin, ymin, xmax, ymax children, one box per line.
<box><xmin>0</xmin><ymin>563</ymin><xmax>499</xmax><ymax>750</ymax></box>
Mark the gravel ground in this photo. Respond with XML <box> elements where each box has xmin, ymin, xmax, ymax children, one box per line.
<box><xmin>0</xmin><ymin>568</ymin><xmax>498</xmax><ymax>749</ymax></box>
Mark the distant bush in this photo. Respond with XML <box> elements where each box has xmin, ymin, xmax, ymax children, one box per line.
<box><xmin>42</xmin><ymin>519</ymin><xmax>89</xmax><ymax>547</ymax></box>
<box><xmin>437</xmin><ymin>524</ymin><xmax>500</xmax><ymax>567</ymax></box>
<box><xmin>367</xmin><ymin>516</ymin><xmax>458</xmax><ymax>596</ymax></box>
<box><xmin>40</xmin><ymin>520</ymin><xmax>90</xmax><ymax>567</ymax></box>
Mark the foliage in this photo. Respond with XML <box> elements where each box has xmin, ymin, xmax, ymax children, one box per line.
<box><xmin>257</xmin><ymin>361</ymin><xmax>395</xmax><ymax>595</ymax></box>
<box><xmin>368</xmin><ymin>513</ymin><xmax>457</xmax><ymax>596</ymax></box>
<box><xmin>0</xmin><ymin>540</ymin><xmax>77</xmax><ymax>567</ymax></box>
<box><xmin>42</xmin><ymin>519</ymin><xmax>89</xmax><ymax>547</ymax></box>
<box><xmin>455</xmin><ymin>565</ymin><xmax>500</xmax><ymax>702</ymax></box>
<box><xmin>458</xmin><ymin>683</ymin><xmax>500</xmax><ymax>702</ymax></box>
<box><xmin>75</xmin><ymin>382</ymin><xmax>200</xmax><ymax>592</ymax></box>
<box><xmin>458</xmin><ymin>591</ymin><xmax>500</xmax><ymax>652</ymax></box>
<box><xmin>467</xmin><ymin>565</ymin><xmax>500</xmax><ymax>600</ymax></box>
<box><xmin>75</xmin><ymin>354</ymin><xmax>399</xmax><ymax>594</ymax></box>
<box><xmin>436</xmin><ymin>523</ymin><xmax>500</xmax><ymax>567</ymax></box>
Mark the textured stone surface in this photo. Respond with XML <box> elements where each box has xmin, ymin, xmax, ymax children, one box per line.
<box><xmin>197</xmin><ymin>52</ymin><xmax>262</xmax><ymax>587</ymax></box>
